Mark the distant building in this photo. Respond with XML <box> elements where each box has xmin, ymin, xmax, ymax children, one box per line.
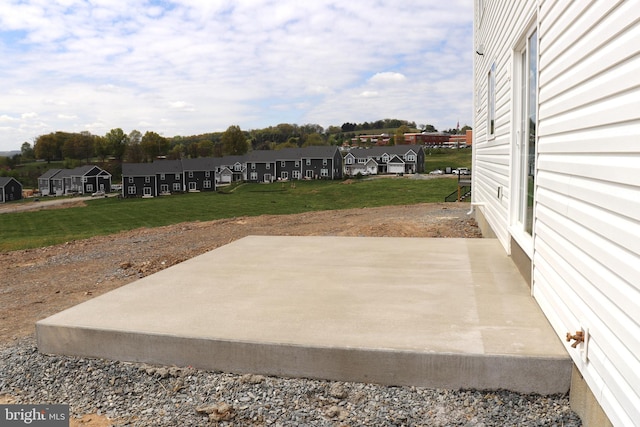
<box><xmin>0</xmin><ymin>177</ymin><xmax>23</xmax><ymax>203</ymax></box>
<box><xmin>403</xmin><ymin>132</ymin><xmax>450</xmax><ymax>146</ymax></box>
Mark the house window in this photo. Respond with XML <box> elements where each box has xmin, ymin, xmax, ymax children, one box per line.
<box><xmin>145</xmin><ymin>176</ymin><xmax>150</xmax><ymax>183</ymax></box>
<box><xmin>175</xmin><ymin>173</ymin><xmax>180</xmax><ymax>180</ymax></box>
<box><xmin>320</xmin><ymin>169</ymin><xmax>329</xmax><ymax>177</ymax></box>
<box><xmin>173</xmin><ymin>182</ymin><xmax>181</xmax><ymax>191</ymax></box>
<box><xmin>407</xmin><ymin>154</ymin><xmax>415</xmax><ymax>161</ymax></box>
<box><xmin>203</xmin><ymin>180</ymin><xmax>211</xmax><ymax>188</ymax></box>
<box><xmin>128</xmin><ymin>177</ymin><xmax>134</xmax><ymax>184</ymax></box>
<box><xmin>346</xmin><ymin>156</ymin><xmax>354</xmax><ymax>164</ymax></box>
<box><xmin>488</xmin><ymin>62</ymin><xmax>496</xmax><ymax>138</ymax></box>
<box><xmin>322</xmin><ymin>159</ymin><xmax>327</xmax><ymax>165</ymax></box>
<box><xmin>251</xmin><ymin>163</ymin><xmax>256</xmax><ymax>169</ymax></box>
<box><xmin>281</xmin><ymin>161</ymin><xmax>286</xmax><ymax>167</ymax></box>
<box><xmin>266</xmin><ymin>163</ymin><xmax>270</xmax><ymax>170</ymax></box>
<box><xmin>128</xmin><ymin>186</ymin><xmax>136</xmax><ymax>194</ymax></box>
<box><xmin>250</xmin><ymin>172</ymin><xmax>258</xmax><ymax>180</ymax></box>
<box><xmin>161</xmin><ymin>184</ymin><xmax>169</xmax><ymax>193</ymax></box>
<box><xmin>160</xmin><ymin>173</ymin><xmax>165</xmax><ymax>180</ymax></box>
<box><xmin>188</xmin><ymin>171</ymin><xmax>194</xmax><ymax>178</ymax></box>
<box><xmin>234</xmin><ymin>163</ymin><xmax>242</xmax><ymax>171</ymax></box>
<box><xmin>306</xmin><ymin>159</ymin><xmax>311</xmax><ymax>165</ymax></box>
<box><xmin>86</xmin><ymin>184</ymin><xmax>93</xmax><ymax>192</ymax></box>
<box><xmin>205</xmin><ymin>171</ymin><xmax>210</xmax><ymax>178</ymax></box>
<box><xmin>295</xmin><ymin>161</ymin><xmax>300</xmax><ymax>167</ymax></box>
<box><xmin>292</xmin><ymin>170</ymin><xmax>301</xmax><ymax>179</ymax></box>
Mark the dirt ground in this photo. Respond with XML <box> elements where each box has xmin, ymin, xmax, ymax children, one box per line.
<box><xmin>1</xmin><ymin>201</ymin><xmax>480</xmax><ymax>346</ymax></box>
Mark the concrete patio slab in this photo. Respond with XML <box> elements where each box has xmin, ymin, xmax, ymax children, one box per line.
<box><xmin>37</xmin><ymin>236</ymin><xmax>571</xmax><ymax>394</ymax></box>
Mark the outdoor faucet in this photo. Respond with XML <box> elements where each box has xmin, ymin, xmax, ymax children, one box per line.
<box><xmin>566</xmin><ymin>331</ymin><xmax>584</xmax><ymax>348</ymax></box>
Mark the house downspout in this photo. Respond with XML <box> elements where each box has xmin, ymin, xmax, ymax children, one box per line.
<box><xmin>467</xmin><ymin>202</ymin><xmax>485</xmax><ymax>216</ymax></box>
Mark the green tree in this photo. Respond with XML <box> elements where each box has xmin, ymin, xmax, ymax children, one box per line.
<box><xmin>94</xmin><ymin>136</ymin><xmax>110</xmax><ymax>163</ymax></box>
<box><xmin>302</xmin><ymin>133</ymin><xmax>326</xmax><ymax>147</ymax></box>
<box><xmin>34</xmin><ymin>133</ymin><xmax>62</xmax><ymax>162</ymax></box>
<box><xmin>197</xmin><ymin>140</ymin><xmax>214</xmax><ymax>157</ymax></box>
<box><xmin>21</xmin><ymin>142</ymin><xmax>35</xmax><ymax>161</ymax></box>
<box><xmin>141</xmin><ymin>131</ymin><xmax>169</xmax><ymax>160</ymax></box>
<box><xmin>221</xmin><ymin>125</ymin><xmax>248</xmax><ymax>156</ymax></box>
<box><xmin>394</xmin><ymin>125</ymin><xmax>410</xmax><ymax>146</ymax></box>
<box><xmin>105</xmin><ymin>128</ymin><xmax>129</xmax><ymax>161</ymax></box>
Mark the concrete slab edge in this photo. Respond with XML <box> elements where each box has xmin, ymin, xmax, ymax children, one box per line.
<box><xmin>37</xmin><ymin>324</ymin><xmax>571</xmax><ymax>395</ymax></box>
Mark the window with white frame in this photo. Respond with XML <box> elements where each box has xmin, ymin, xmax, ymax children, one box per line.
<box><xmin>320</xmin><ymin>169</ymin><xmax>329</xmax><ymax>177</ymax></box>
<box><xmin>161</xmin><ymin>184</ymin><xmax>169</xmax><ymax>193</ymax></box>
<box><xmin>306</xmin><ymin>159</ymin><xmax>311</xmax><ymax>165</ymax></box>
<box><xmin>205</xmin><ymin>171</ymin><xmax>210</xmax><ymax>177</ymax></box>
<box><xmin>292</xmin><ymin>170</ymin><xmax>300</xmax><ymax>179</ymax></box>
<box><xmin>251</xmin><ymin>163</ymin><xmax>256</xmax><ymax>169</ymax></box>
<box><xmin>145</xmin><ymin>176</ymin><xmax>150</xmax><ymax>183</ymax></box>
<box><xmin>266</xmin><ymin>163</ymin><xmax>270</xmax><ymax>170</ymax></box>
<box><xmin>128</xmin><ymin>186</ymin><xmax>136</xmax><ymax>194</ymax></box>
<box><xmin>160</xmin><ymin>173</ymin><xmax>165</xmax><ymax>180</ymax></box>
<box><xmin>203</xmin><ymin>180</ymin><xmax>211</xmax><ymax>188</ymax></box>
<box><xmin>173</xmin><ymin>182</ymin><xmax>181</xmax><ymax>191</ymax></box>
<box><xmin>128</xmin><ymin>177</ymin><xmax>134</xmax><ymax>184</ymax></box>
<box><xmin>175</xmin><ymin>173</ymin><xmax>180</xmax><ymax>180</ymax></box>
<box><xmin>322</xmin><ymin>159</ymin><xmax>327</xmax><ymax>165</ymax></box>
<box><xmin>488</xmin><ymin>62</ymin><xmax>496</xmax><ymax>138</ymax></box>
<box><xmin>188</xmin><ymin>171</ymin><xmax>194</xmax><ymax>178</ymax></box>
<box><xmin>250</xmin><ymin>172</ymin><xmax>257</xmax><ymax>180</ymax></box>
<box><xmin>281</xmin><ymin>161</ymin><xmax>286</xmax><ymax>167</ymax></box>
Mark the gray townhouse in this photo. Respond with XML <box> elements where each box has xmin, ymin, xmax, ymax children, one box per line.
<box><xmin>120</xmin><ymin>146</ymin><xmax>344</xmax><ymax>198</ymax></box>
<box><xmin>181</xmin><ymin>157</ymin><xmax>217</xmax><ymax>192</ymax></box>
<box><xmin>122</xmin><ymin>160</ymin><xmax>183</xmax><ymax>198</ymax></box>
<box><xmin>37</xmin><ymin>165</ymin><xmax>111</xmax><ymax>196</ymax></box>
<box><xmin>244</xmin><ymin>146</ymin><xmax>343</xmax><ymax>183</ymax></box>
<box><xmin>343</xmin><ymin>145</ymin><xmax>425</xmax><ymax>176</ymax></box>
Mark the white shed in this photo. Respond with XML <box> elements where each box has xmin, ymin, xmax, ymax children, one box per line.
<box><xmin>473</xmin><ymin>1</ymin><xmax>640</xmax><ymax>426</ymax></box>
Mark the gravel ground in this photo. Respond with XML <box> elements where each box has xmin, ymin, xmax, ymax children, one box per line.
<box><xmin>1</xmin><ymin>338</ymin><xmax>581</xmax><ymax>426</ymax></box>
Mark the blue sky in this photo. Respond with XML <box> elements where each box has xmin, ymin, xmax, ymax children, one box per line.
<box><xmin>0</xmin><ymin>0</ymin><xmax>473</xmax><ymax>152</ymax></box>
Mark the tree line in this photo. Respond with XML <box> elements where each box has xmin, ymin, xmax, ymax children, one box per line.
<box><xmin>1</xmin><ymin>119</ymin><xmax>471</xmax><ymax>187</ymax></box>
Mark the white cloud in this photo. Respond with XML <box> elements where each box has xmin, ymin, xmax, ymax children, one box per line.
<box><xmin>368</xmin><ymin>72</ymin><xmax>407</xmax><ymax>85</ymax></box>
<box><xmin>0</xmin><ymin>0</ymin><xmax>473</xmax><ymax>150</ymax></box>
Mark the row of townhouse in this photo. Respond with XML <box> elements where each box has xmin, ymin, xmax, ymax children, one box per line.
<box><xmin>343</xmin><ymin>145</ymin><xmax>425</xmax><ymax>176</ymax></box>
<box><xmin>121</xmin><ymin>146</ymin><xmax>344</xmax><ymax>198</ymax></box>
<box><xmin>122</xmin><ymin>145</ymin><xmax>426</xmax><ymax>198</ymax></box>
<box><xmin>38</xmin><ymin>165</ymin><xmax>112</xmax><ymax>196</ymax></box>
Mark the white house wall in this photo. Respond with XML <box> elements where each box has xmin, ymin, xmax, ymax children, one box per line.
<box><xmin>535</xmin><ymin>1</ymin><xmax>640</xmax><ymax>425</ymax></box>
<box><xmin>475</xmin><ymin>1</ymin><xmax>640</xmax><ymax>425</ymax></box>
<box><xmin>473</xmin><ymin>0</ymin><xmax>537</xmax><ymax>252</ymax></box>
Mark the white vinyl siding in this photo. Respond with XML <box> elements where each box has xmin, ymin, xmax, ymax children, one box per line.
<box><xmin>473</xmin><ymin>0</ymin><xmax>537</xmax><ymax>253</ymax></box>
<box><xmin>533</xmin><ymin>1</ymin><xmax>640</xmax><ymax>425</ymax></box>
<box><xmin>475</xmin><ymin>1</ymin><xmax>640</xmax><ymax>425</ymax></box>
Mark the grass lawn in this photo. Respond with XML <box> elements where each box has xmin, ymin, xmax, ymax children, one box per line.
<box><xmin>0</xmin><ymin>177</ymin><xmax>460</xmax><ymax>251</ymax></box>
<box><xmin>424</xmin><ymin>147</ymin><xmax>472</xmax><ymax>172</ymax></box>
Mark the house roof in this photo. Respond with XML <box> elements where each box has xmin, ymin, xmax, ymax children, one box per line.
<box><xmin>122</xmin><ymin>160</ymin><xmax>183</xmax><ymax>176</ymax></box>
<box><xmin>39</xmin><ymin>169</ymin><xmax>63</xmax><ymax>180</ymax></box>
<box><xmin>0</xmin><ymin>176</ymin><xmax>22</xmax><ymax>188</ymax></box>
<box><xmin>181</xmin><ymin>157</ymin><xmax>218</xmax><ymax>171</ymax></box>
<box><xmin>347</xmin><ymin>144</ymin><xmax>422</xmax><ymax>159</ymax></box>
